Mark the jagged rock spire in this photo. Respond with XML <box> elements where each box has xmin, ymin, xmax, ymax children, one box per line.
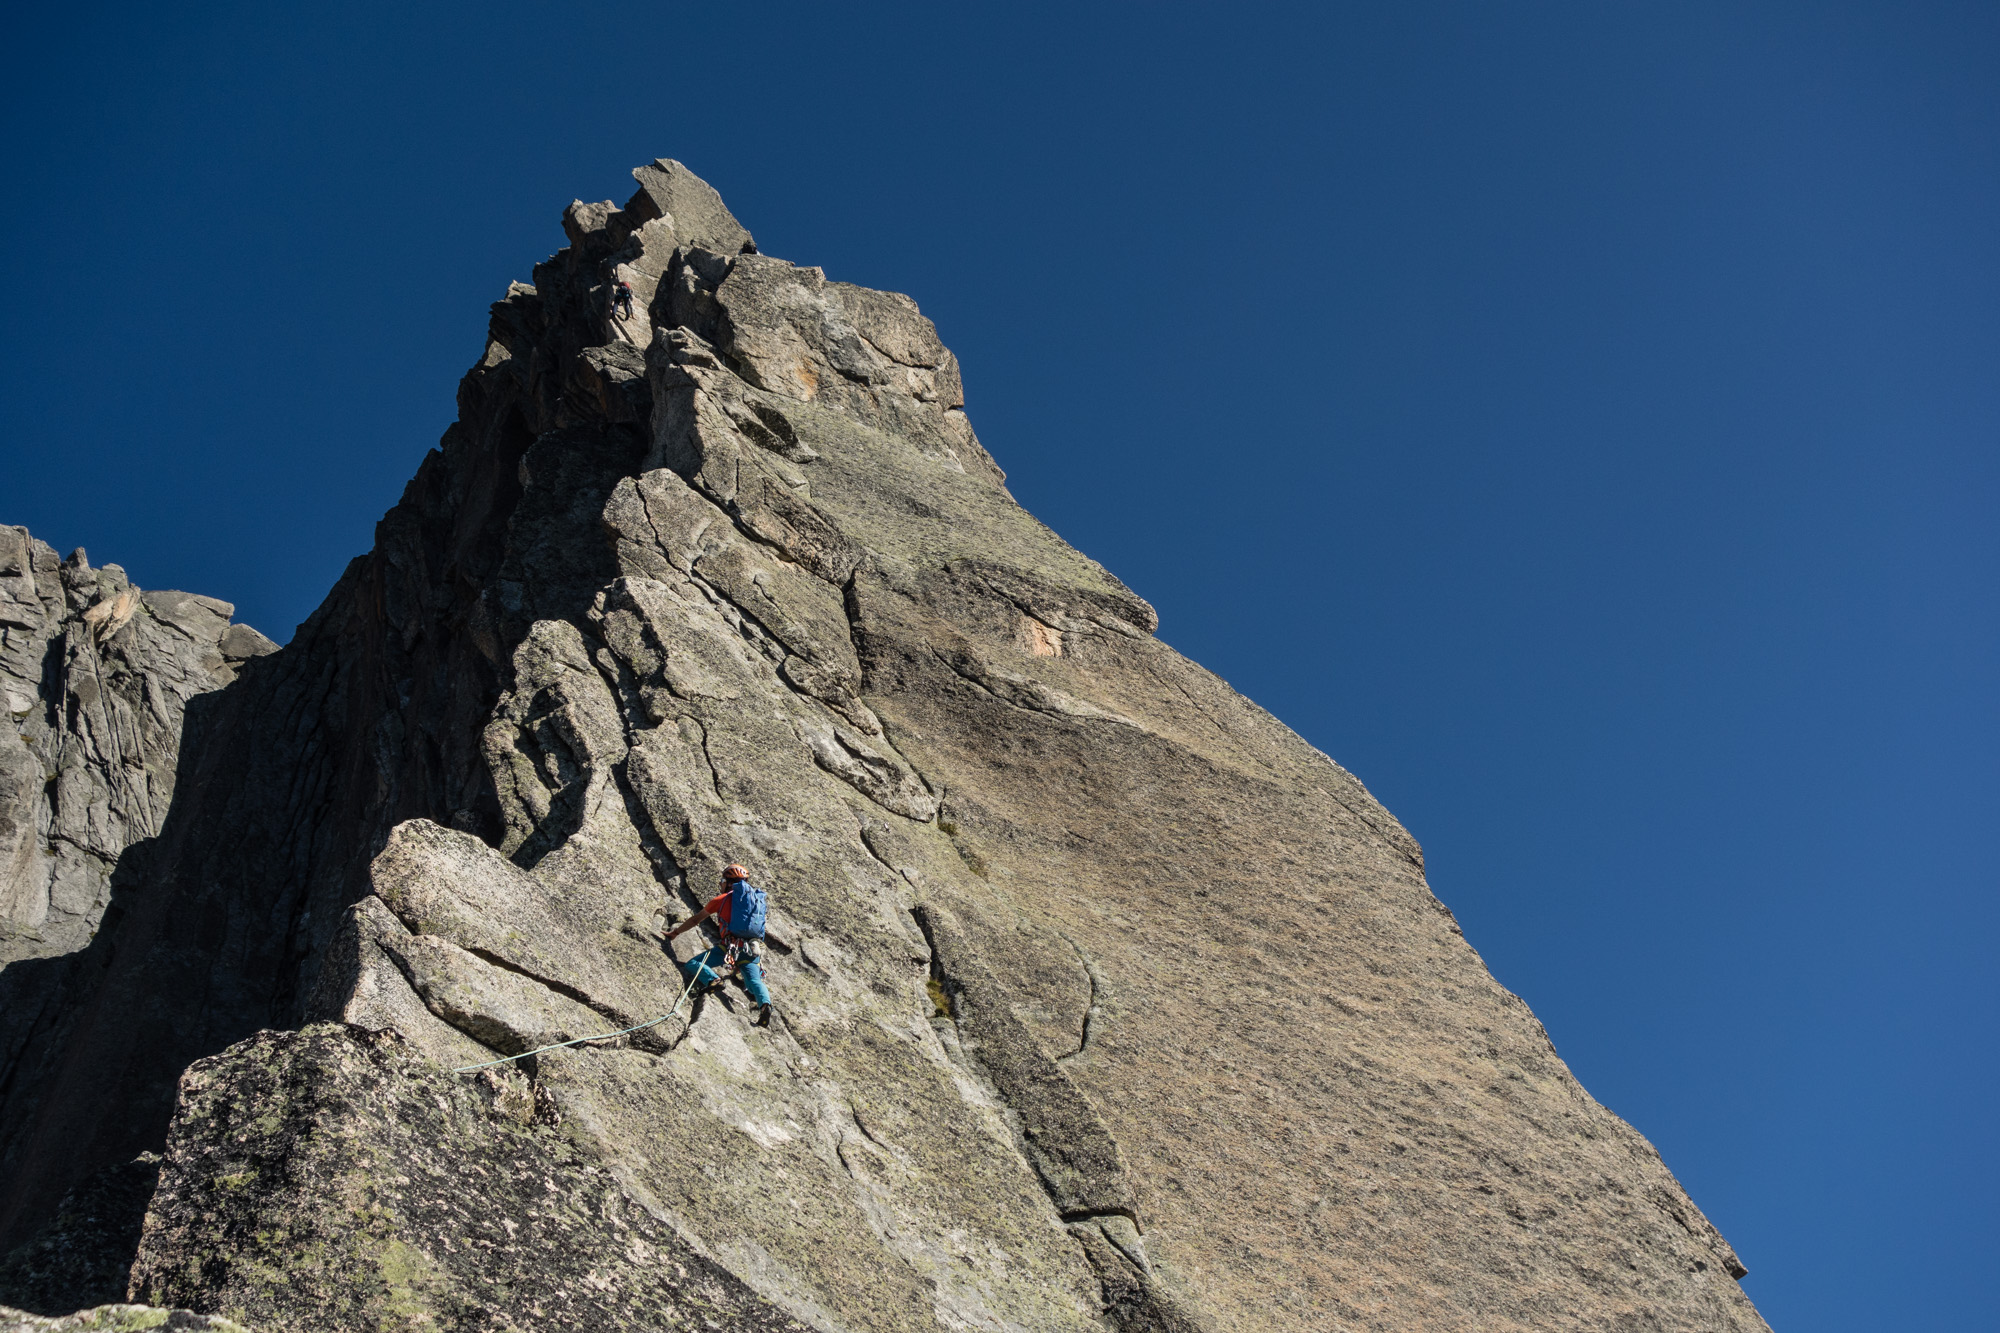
<box><xmin>0</xmin><ymin>162</ymin><xmax>1766</xmax><ymax>1333</ymax></box>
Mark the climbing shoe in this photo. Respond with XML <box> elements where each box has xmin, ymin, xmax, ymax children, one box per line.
<box><xmin>755</xmin><ymin>1003</ymin><xmax>774</xmax><ymax>1028</ymax></box>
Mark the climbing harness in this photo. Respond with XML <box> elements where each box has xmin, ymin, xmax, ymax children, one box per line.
<box><xmin>450</xmin><ymin>965</ymin><xmax>703</xmax><ymax>1074</ymax></box>
<box><xmin>654</xmin><ymin>903</ymin><xmax>763</xmax><ymax>980</ymax></box>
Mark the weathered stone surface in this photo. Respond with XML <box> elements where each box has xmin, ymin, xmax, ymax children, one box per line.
<box><xmin>0</xmin><ymin>534</ymin><xmax>272</xmax><ymax>968</ymax></box>
<box><xmin>0</xmin><ymin>160</ymin><xmax>1765</xmax><ymax>1332</ymax></box>
<box><xmin>0</xmin><ymin>532</ymin><xmax>279</xmax><ymax>1318</ymax></box>
<box><xmin>128</xmin><ymin>1026</ymin><xmax>806</xmax><ymax>1333</ymax></box>
<box><xmin>0</xmin><ymin>1158</ymin><xmax>162</xmax><ymax>1316</ymax></box>
<box><xmin>0</xmin><ymin>1304</ymin><xmax>249</xmax><ymax>1331</ymax></box>
<box><xmin>307</xmin><ymin>895</ymin><xmax>495</xmax><ymax>1072</ymax></box>
<box><xmin>912</xmin><ymin>902</ymin><xmax>1136</xmax><ymax>1222</ymax></box>
<box><xmin>626</xmin><ymin>157</ymin><xmax>756</xmax><ymax>257</ymax></box>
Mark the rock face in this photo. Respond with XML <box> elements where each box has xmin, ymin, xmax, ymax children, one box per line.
<box><xmin>0</xmin><ymin>534</ymin><xmax>277</xmax><ymax>1316</ymax></box>
<box><xmin>0</xmin><ymin>159</ymin><xmax>1769</xmax><ymax>1332</ymax></box>
<box><xmin>0</xmin><ymin>531</ymin><xmax>276</xmax><ymax>968</ymax></box>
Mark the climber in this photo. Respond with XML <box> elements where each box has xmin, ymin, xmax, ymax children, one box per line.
<box><xmin>611</xmin><ymin>278</ymin><xmax>635</xmax><ymax>320</ymax></box>
<box><xmin>663</xmin><ymin>863</ymin><xmax>774</xmax><ymax>1026</ymax></box>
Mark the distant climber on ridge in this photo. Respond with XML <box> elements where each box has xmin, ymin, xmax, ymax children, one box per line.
<box><xmin>663</xmin><ymin>863</ymin><xmax>774</xmax><ymax>1026</ymax></box>
<box><xmin>611</xmin><ymin>278</ymin><xmax>635</xmax><ymax>320</ymax></box>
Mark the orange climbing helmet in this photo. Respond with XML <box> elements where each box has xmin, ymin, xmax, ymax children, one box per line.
<box><xmin>720</xmin><ymin>863</ymin><xmax>750</xmax><ymax>883</ymax></box>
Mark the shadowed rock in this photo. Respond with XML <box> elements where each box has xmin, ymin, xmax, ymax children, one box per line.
<box><xmin>0</xmin><ymin>531</ymin><xmax>275</xmax><ymax>971</ymax></box>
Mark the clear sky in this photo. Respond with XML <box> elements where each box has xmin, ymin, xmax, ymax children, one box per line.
<box><xmin>4</xmin><ymin>3</ymin><xmax>1995</xmax><ymax>1327</ymax></box>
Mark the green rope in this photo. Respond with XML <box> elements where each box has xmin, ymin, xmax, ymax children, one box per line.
<box><xmin>452</xmin><ymin>966</ymin><xmax>702</xmax><ymax>1074</ymax></box>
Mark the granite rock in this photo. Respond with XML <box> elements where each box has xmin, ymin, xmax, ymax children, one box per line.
<box><xmin>0</xmin><ymin>530</ymin><xmax>277</xmax><ymax>1307</ymax></box>
<box><xmin>0</xmin><ymin>533</ymin><xmax>273</xmax><ymax>967</ymax></box>
<box><xmin>128</xmin><ymin>1026</ymin><xmax>805</xmax><ymax>1333</ymax></box>
<box><xmin>0</xmin><ymin>161</ymin><xmax>1765</xmax><ymax>1332</ymax></box>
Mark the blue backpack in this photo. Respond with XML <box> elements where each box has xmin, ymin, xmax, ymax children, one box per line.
<box><xmin>726</xmin><ymin>878</ymin><xmax>767</xmax><ymax>940</ymax></box>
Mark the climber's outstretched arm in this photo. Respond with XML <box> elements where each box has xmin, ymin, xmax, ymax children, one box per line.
<box><xmin>664</xmin><ymin>903</ymin><xmax>714</xmax><ymax>942</ymax></box>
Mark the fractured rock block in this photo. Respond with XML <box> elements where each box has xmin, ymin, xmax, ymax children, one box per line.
<box><xmin>129</xmin><ymin>1027</ymin><xmax>808</xmax><ymax>1333</ymax></box>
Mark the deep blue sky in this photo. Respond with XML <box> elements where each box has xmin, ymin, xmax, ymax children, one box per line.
<box><xmin>5</xmin><ymin>3</ymin><xmax>1995</xmax><ymax>1326</ymax></box>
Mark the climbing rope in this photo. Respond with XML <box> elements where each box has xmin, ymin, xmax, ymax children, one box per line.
<box><xmin>451</xmin><ymin>966</ymin><xmax>702</xmax><ymax>1074</ymax></box>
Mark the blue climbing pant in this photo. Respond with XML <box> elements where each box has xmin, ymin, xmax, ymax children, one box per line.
<box><xmin>680</xmin><ymin>944</ymin><xmax>771</xmax><ymax>1006</ymax></box>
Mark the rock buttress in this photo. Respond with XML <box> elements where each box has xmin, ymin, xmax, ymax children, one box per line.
<box><xmin>0</xmin><ymin>159</ymin><xmax>1766</xmax><ymax>1332</ymax></box>
<box><xmin>130</xmin><ymin>1026</ymin><xmax>807</xmax><ymax>1333</ymax></box>
<box><xmin>0</xmin><ymin>532</ymin><xmax>274</xmax><ymax>1312</ymax></box>
<box><xmin>0</xmin><ymin>530</ymin><xmax>276</xmax><ymax>968</ymax></box>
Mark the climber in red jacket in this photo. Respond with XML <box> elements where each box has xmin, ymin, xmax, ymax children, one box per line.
<box><xmin>663</xmin><ymin>863</ymin><xmax>774</xmax><ymax>1026</ymax></box>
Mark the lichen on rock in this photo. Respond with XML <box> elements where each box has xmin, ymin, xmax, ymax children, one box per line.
<box><xmin>128</xmin><ymin>1026</ymin><xmax>805</xmax><ymax>1333</ymax></box>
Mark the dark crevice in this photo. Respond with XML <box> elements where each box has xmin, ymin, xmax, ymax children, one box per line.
<box><xmin>910</xmin><ymin>904</ymin><xmax>1188</xmax><ymax>1331</ymax></box>
<box><xmin>1055</xmin><ymin>932</ymin><xmax>1105</xmax><ymax>1064</ymax></box>
<box><xmin>850</xmin><ymin>1106</ymin><xmax>888</xmax><ymax>1151</ymax></box>
<box><xmin>685</xmin><ymin>569</ymin><xmax>784</xmax><ymax>663</ymax></box>
<box><xmin>928</xmin><ymin>648</ymin><xmax>1002</xmax><ymax>703</ymax></box>
<box><xmin>1059</xmin><ymin>1206</ymin><xmax>1143</xmax><ymax>1227</ymax></box>
<box><xmin>460</xmin><ymin>946</ymin><xmax>634</xmax><ymax>1029</ymax></box>
<box><xmin>854</xmin><ymin>822</ymin><xmax>910</xmax><ymax>891</ymax></box>
<box><xmin>614</xmin><ymin>750</ymin><xmax>689</xmax><ymax>899</ymax></box>
<box><xmin>925</xmin><ymin>645</ymin><xmax>1133</xmax><ymax>731</ymax></box>
<box><xmin>691</xmin><ymin>718</ymin><xmax>727</xmax><ymax>806</ymax></box>
<box><xmin>1152</xmin><ymin>668</ymin><xmax>1235</xmax><ymax>741</ymax></box>
<box><xmin>583</xmin><ymin>638</ymin><xmax>690</xmax><ymax>903</ymax></box>
<box><xmin>694</xmin><ymin>476</ymin><xmax>813</xmax><ymax>578</ymax></box>
<box><xmin>838</xmin><ymin>570</ymin><xmax>865</xmax><ymax>641</ymax></box>
<box><xmin>679</xmin><ymin>558</ymin><xmax>874</xmax><ymax>736</ymax></box>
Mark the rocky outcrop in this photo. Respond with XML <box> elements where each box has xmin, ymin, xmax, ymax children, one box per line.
<box><xmin>127</xmin><ymin>1027</ymin><xmax>803</xmax><ymax>1333</ymax></box>
<box><xmin>0</xmin><ymin>159</ymin><xmax>1767</xmax><ymax>1331</ymax></box>
<box><xmin>0</xmin><ymin>534</ymin><xmax>276</xmax><ymax>1316</ymax></box>
<box><xmin>0</xmin><ymin>530</ymin><xmax>275</xmax><ymax>967</ymax></box>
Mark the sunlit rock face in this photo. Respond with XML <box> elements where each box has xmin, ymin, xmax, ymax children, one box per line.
<box><xmin>0</xmin><ymin>161</ymin><xmax>1768</xmax><ymax>1333</ymax></box>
